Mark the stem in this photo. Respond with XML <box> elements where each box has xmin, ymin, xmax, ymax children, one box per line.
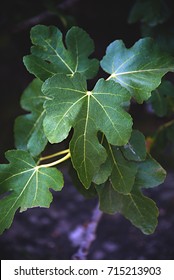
<box><xmin>106</xmin><ymin>73</ymin><xmax>116</xmax><ymax>81</ymax></box>
<box><xmin>40</xmin><ymin>149</ymin><xmax>70</xmax><ymax>162</ymax></box>
<box><xmin>157</xmin><ymin>119</ymin><xmax>174</xmax><ymax>132</ymax></box>
<box><xmin>71</xmin><ymin>203</ymin><xmax>103</xmax><ymax>260</ymax></box>
<box><xmin>38</xmin><ymin>151</ymin><xmax>71</xmax><ymax>168</ymax></box>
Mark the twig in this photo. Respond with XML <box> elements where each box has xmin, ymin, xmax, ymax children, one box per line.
<box><xmin>72</xmin><ymin>203</ymin><xmax>103</xmax><ymax>260</ymax></box>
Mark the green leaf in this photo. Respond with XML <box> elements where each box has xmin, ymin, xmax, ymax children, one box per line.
<box><xmin>92</xmin><ymin>152</ymin><xmax>112</xmax><ymax>185</ymax></box>
<box><xmin>141</xmin><ymin>24</ymin><xmax>174</xmax><ymax>56</ymax></box>
<box><xmin>107</xmin><ymin>145</ymin><xmax>138</xmax><ymax>194</ymax></box>
<box><xmin>96</xmin><ymin>182</ymin><xmax>158</xmax><ymax>235</ymax></box>
<box><xmin>149</xmin><ymin>80</ymin><xmax>174</xmax><ymax>117</ymax></box>
<box><xmin>128</xmin><ymin>0</ymin><xmax>171</xmax><ymax>27</ymax></box>
<box><xmin>93</xmin><ymin>130</ymin><xmax>146</xmax><ymax>187</ymax></box>
<box><xmin>42</xmin><ymin>73</ymin><xmax>132</xmax><ymax>188</ymax></box>
<box><xmin>23</xmin><ymin>25</ymin><xmax>99</xmax><ymax>81</ymax></box>
<box><xmin>93</xmin><ymin>139</ymin><xmax>138</xmax><ymax>194</ymax></box>
<box><xmin>0</xmin><ymin>150</ymin><xmax>63</xmax><ymax>234</ymax></box>
<box><xmin>134</xmin><ymin>154</ymin><xmax>166</xmax><ymax>189</ymax></box>
<box><xmin>96</xmin><ymin>153</ymin><xmax>166</xmax><ymax>234</ymax></box>
<box><xmin>14</xmin><ymin>79</ymin><xmax>48</xmax><ymax>157</ymax></box>
<box><xmin>101</xmin><ymin>38</ymin><xmax>174</xmax><ymax>103</ymax></box>
<box><xmin>121</xmin><ymin>130</ymin><xmax>146</xmax><ymax>161</ymax></box>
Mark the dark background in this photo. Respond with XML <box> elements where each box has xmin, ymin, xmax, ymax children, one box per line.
<box><xmin>0</xmin><ymin>0</ymin><xmax>174</xmax><ymax>260</ymax></box>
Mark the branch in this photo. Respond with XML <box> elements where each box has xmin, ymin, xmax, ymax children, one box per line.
<box><xmin>71</xmin><ymin>203</ymin><xmax>103</xmax><ymax>260</ymax></box>
<box><xmin>38</xmin><ymin>151</ymin><xmax>71</xmax><ymax>168</ymax></box>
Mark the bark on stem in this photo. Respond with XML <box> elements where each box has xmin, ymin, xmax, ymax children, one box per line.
<box><xmin>72</xmin><ymin>204</ymin><xmax>103</xmax><ymax>260</ymax></box>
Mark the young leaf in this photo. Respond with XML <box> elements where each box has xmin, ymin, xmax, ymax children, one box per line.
<box><xmin>14</xmin><ymin>79</ymin><xmax>48</xmax><ymax>157</ymax></box>
<box><xmin>23</xmin><ymin>25</ymin><xmax>99</xmax><ymax>81</ymax></box>
<box><xmin>101</xmin><ymin>38</ymin><xmax>174</xmax><ymax>103</ymax></box>
<box><xmin>96</xmin><ymin>182</ymin><xmax>158</xmax><ymax>235</ymax></box>
<box><xmin>42</xmin><ymin>73</ymin><xmax>132</xmax><ymax>188</ymax></box>
<box><xmin>0</xmin><ymin>150</ymin><xmax>63</xmax><ymax>234</ymax></box>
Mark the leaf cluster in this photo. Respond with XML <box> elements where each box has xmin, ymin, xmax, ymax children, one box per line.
<box><xmin>129</xmin><ymin>0</ymin><xmax>174</xmax><ymax>157</ymax></box>
<box><xmin>1</xmin><ymin>23</ymin><xmax>174</xmax><ymax>235</ymax></box>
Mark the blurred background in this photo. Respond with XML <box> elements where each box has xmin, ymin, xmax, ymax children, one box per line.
<box><xmin>0</xmin><ymin>0</ymin><xmax>174</xmax><ymax>260</ymax></box>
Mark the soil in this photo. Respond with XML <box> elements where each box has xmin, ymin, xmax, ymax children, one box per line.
<box><xmin>0</xmin><ymin>0</ymin><xmax>174</xmax><ymax>260</ymax></box>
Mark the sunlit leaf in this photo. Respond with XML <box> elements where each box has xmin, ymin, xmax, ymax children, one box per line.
<box><xmin>23</xmin><ymin>25</ymin><xmax>99</xmax><ymax>81</ymax></box>
<box><xmin>14</xmin><ymin>79</ymin><xmax>48</xmax><ymax>156</ymax></box>
<box><xmin>101</xmin><ymin>38</ymin><xmax>174</xmax><ymax>103</ymax></box>
<box><xmin>0</xmin><ymin>150</ymin><xmax>63</xmax><ymax>234</ymax></box>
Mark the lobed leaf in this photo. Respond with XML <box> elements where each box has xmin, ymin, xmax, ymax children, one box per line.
<box><xmin>93</xmin><ymin>130</ymin><xmax>146</xmax><ymax>189</ymax></box>
<box><xmin>101</xmin><ymin>38</ymin><xmax>174</xmax><ymax>103</ymax></box>
<box><xmin>107</xmin><ymin>145</ymin><xmax>138</xmax><ymax>194</ymax></box>
<box><xmin>96</xmin><ymin>181</ymin><xmax>159</xmax><ymax>235</ymax></box>
<box><xmin>134</xmin><ymin>154</ymin><xmax>167</xmax><ymax>189</ymax></box>
<box><xmin>96</xmin><ymin>154</ymin><xmax>166</xmax><ymax>234</ymax></box>
<box><xmin>128</xmin><ymin>0</ymin><xmax>171</xmax><ymax>27</ymax></box>
<box><xmin>149</xmin><ymin>80</ymin><xmax>174</xmax><ymax>117</ymax></box>
<box><xmin>42</xmin><ymin>73</ymin><xmax>132</xmax><ymax>188</ymax></box>
<box><xmin>23</xmin><ymin>25</ymin><xmax>99</xmax><ymax>81</ymax></box>
<box><xmin>0</xmin><ymin>150</ymin><xmax>63</xmax><ymax>234</ymax></box>
<box><xmin>14</xmin><ymin>79</ymin><xmax>48</xmax><ymax>157</ymax></box>
<box><xmin>93</xmin><ymin>139</ymin><xmax>138</xmax><ymax>194</ymax></box>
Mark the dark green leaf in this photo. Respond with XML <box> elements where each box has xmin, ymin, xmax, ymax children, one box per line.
<box><xmin>96</xmin><ymin>151</ymin><xmax>166</xmax><ymax>234</ymax></box>
<box><xmin>96</xmin><ymin>181</ymin><xmax>158</xmax><ymax>234</ymax></box>
<box><xmin>108</xmin><ymin>145</ymin><xmax>138</xmax><ymax>194</ymax></box>
<box><xmin>101</xmin><ymin>38</ymin><xmax>174</xmax><ymax>103</ymax></box>
<box><xmin>128</xmin><ymin>0</ymin><xmax>171</xmax><ymax>27</ymax></box>
<box><xmin>14</xmin><ymin>79</ymin><xmax>48</xmax><ymax>157</ymax></box>
<box><xmin>0</xmin><ymin>150</ymin><xmax>63</xmax><ymax>234</ymax></box>
<box><xmin>23</xmin><ymin>25</ymin><xmax>99</xmax><ymax>81</ymax></box>
<box><xmin>134</xmin><ymin>154</ymin><xmax>166</xmax><ymax>189</ymax></box>
<box><xmin>149</xmin><ymin>80</ymin><xmax>174</xmax><ymax>117</ymax></box>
